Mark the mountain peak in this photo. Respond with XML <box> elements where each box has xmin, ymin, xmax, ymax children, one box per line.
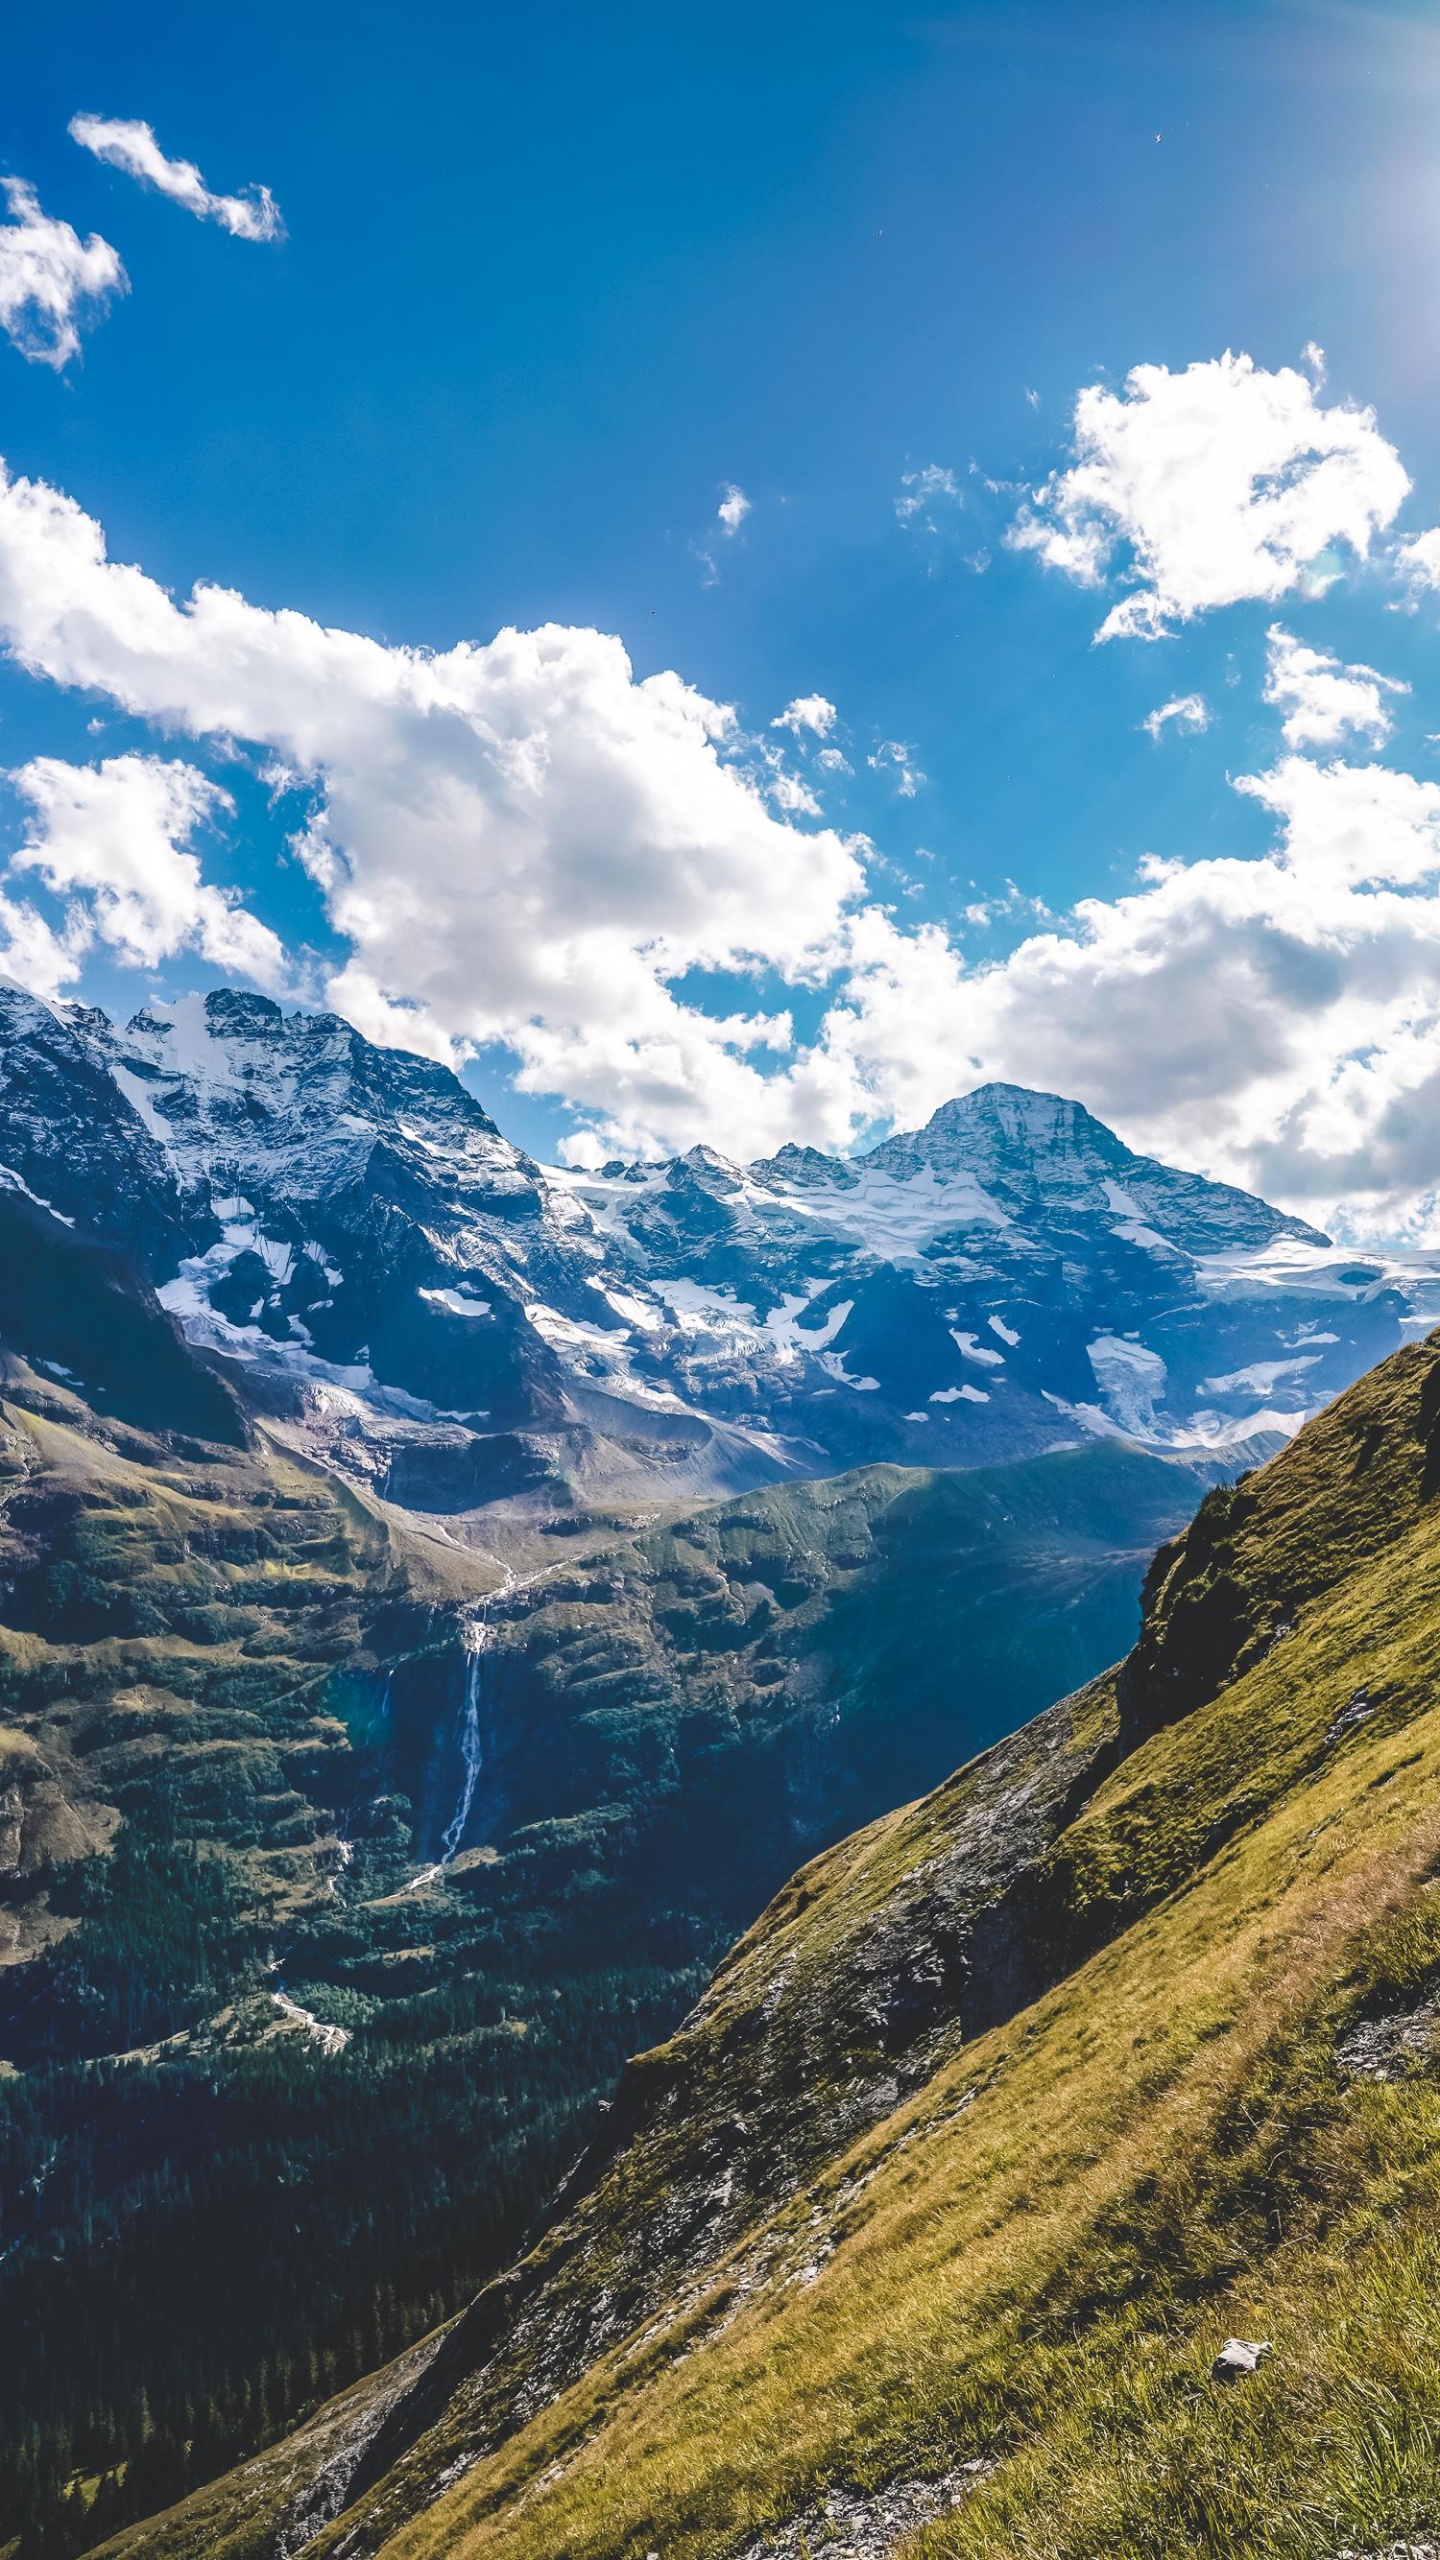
<box><xmin>201</xmin><ymin>988</ymin><xmax>286</xmax><ymax>1036</ymax></box>
<box><xmin>861</xmin><ymin>1079</ymin><xmax>1328</xmax><ymax>1253</ymax></box>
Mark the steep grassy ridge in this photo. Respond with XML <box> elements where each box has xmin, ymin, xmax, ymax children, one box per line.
<box><xmin>115</xmin><ymin>1331</ymin><xmax>1440</xmax><ymax>2560</ymax></box>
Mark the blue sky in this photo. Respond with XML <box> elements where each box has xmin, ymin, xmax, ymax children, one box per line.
<box><xmin>5</xmin><ymin>2</ymin><xmax>1440</xmax><ymax>1228</ymax></box>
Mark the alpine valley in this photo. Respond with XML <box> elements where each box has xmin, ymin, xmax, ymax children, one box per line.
<box><xmin>112</xmin><ymin>1314</ymin><xmax>1440</xmax><ymax>2560</ymax></box>
<box><xmin>2</xmin><ymin>983</ymin><xmax>1439</xmax><ymax>2559</ymax></box>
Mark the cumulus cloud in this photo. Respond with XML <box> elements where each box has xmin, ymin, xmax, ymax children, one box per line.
<box><xmin>717</xmin><ymin>483</ymin><xmax>750</xmax><ymax>535</ymax></box>
<box><xmin>0</xmin><ymin>892</ymin><xmax>84</xmax><ymax>1002</ymax></box>
<box><xmin>0</xmin><ymin>459</ymin><xmax>869</xmax><ymax>1159</ymax></box>
<box><xmin>3</xmin><ymin>752</ymin><xmax>286</xmax><ymax>991</ymax></box>
<box><xmin>895</xmin><ymin>464</ymin><xmax>962</xmax><ymax>526</ymax></box>
<box><xmin>1010</xmin><ymin>352</ymin><xmax>1410</xmax><ymax>639</ymax></box>
<box><xmin>1142</xmin><ymin>692</ymin><xmax>1210</xmax><ymax>742</ymax></box>
<box><xmin>1263</xmin><ymin>624</ymin><xmax>1406</xmax><ymax>749</ymax></box>
<box><xmin>69</xmin><ymin>115</ymin><xmax>283</xmax><ymax>241</ymax></box>
<box><xmin>772</xmin><ymin>695</ymin><xmax>836</xmax><ymax>738</ymax></box>
<box><xmin>0</xmin><ymin>178</ymin><xmax>125</xmax><ymax>368</ymax></box>
<box><xmin>759</xmin><ymin>756</ymin><xmax>822</xmax><ymax>817</ymax></box>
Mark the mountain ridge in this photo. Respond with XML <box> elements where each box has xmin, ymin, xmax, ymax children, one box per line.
<box><xmin>7</xmin><ymin>980</ymin><xmax>1440</xmax><ymax>2554</ymax></box>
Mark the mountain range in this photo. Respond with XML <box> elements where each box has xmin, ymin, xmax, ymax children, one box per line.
<box><xmin>2</xmin><ymin>982</ymin><xmax>1435</xmax><ymax>1519</ymax></box>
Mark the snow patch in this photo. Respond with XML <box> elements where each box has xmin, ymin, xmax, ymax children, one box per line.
<box><xmin>0</xmin><ymin>1162</ymin><xmax>74</xmax><ymax>1225</ymax></box>
<box><xmin>950</xmin><ymin>1330</ymin><xmax>1005</xmax><ymax>1367</ymax></box>
<box><xmin>419</xmin><ymin>1286</ymin><xmax>494</xmax><ymax>1319</ymax></box>
<box><xmin>1087</xmin><ymin>1334</ymin><xmax>1168</xmax><ymax>1437</ymax></box>
<box><xmin>819</xmin><ymin>1351</ymin><xmax>881</xmax><ymax>1391</ymax></box>
<box><xmin>107</xmin><ymin>1059</ymin><xmax>169</xmax><ymax>1140</ymax></box>
<box><xmin>1201</xmin><ymin>1353</ymin><xmax>1324</xmax><ymax>1397</ymax></box>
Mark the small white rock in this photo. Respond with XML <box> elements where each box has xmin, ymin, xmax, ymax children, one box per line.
<box><xmin>1213</xmin><ymin>2336</ymin><xmax>1271</xmax><ymax>2378</ymax></box>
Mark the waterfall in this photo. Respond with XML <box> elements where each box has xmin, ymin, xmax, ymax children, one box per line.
<box><xmin>440</xmin><ymin>1617</ymin><xmax>488</xmax><ymax>1862</ymax></box>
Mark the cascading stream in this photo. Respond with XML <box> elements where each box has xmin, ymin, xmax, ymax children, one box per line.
<box><xmin>408</xmin><ymin>1570</ymin><xmax>536</xmax><ymax>1888</ymax></box>
<box><xmin>440</xmin><ymin>1615</ymin><xmax>489</xmax><ymax>1862</ymax></box>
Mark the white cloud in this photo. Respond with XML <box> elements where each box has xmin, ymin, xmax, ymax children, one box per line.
<box><xmin>1010</xmin><ymin>352</ymin><xmax>1410</xmax><ymax>639</ymax></box>
<box><xmin>1262</xmin><ymin>624</ymin><xmax>1406</xmax><ymax>749</ymax></box>
<box><xmin>1396</xmin><ymin>526</ymin><xmax>1440</xmax><ymax>600</ymax></box>
<box><xmin>11</xmin><ymin>450</ymin><xmax>1440</xmax><ymax>1218</ymax></box>
<box><xmin>868</xmin><ymin>740</ymin><xmax>924</xmax><ymax>798</ymax></box>
<box><xmin>0</xmin><ymin>459</ymin><xmax>869</xmax><ymax>1160</ymax></box>
<box><xmin>717</xmin><ymin>483</ymin><xmax>750</xmax><ymax>535</ymax></box>
<box><xmin>1142</xmin><ymin>693</ymin><xmax>1210</xmax><ymax>742</ymax></box>
<box><xmin>760</xmin><ymin>756</ymin><xmax>822</xmax><ymax>817</ymax></box>
<box><xmin>895</xmin><ymin>464</ymin><xmax>962</xmax><ymax>526</ymax></box>
<box><xmin>0</xmin><ymin>892</ymin><xmax>84</xmax><ymax>1002</ymax></box>
<box><xmin>772</xmin><ymin>695</ymin><xmax>836</xmax><ymax>738</ymax></box>
<box><xmin>0</xmin><ymin>179</ymin><xmax>125</xmax><ymax>368</ymax></box>
<box><xmin>805</xmin><ymin>755</ymin><xmax>1440</xmax><ymax>1230</ymax></box>
<box><xmin>6</xmin><ymin>753</ymin><xmax>286</xmax><ymax>988</ymax></box>
<box><xmin>68</xmin><ymin>115</ymin><xmax>283</xmax><ymax>242</ymax></box>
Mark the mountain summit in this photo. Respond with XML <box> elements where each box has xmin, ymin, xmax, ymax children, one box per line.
<box><xmin>859</xmin><ymin>1081</ymin><xmax>1320</xmax><ymax>1249</ymax></box>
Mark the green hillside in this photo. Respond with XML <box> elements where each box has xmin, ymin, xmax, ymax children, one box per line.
<box><xmin>110</xmin><ymin>1327</ymin><xmax>1440</xmax><ymax>2560</ymax></box>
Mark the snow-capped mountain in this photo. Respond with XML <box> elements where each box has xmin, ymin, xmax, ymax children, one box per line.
<box><xmin>1</xmin><ymin>981</ymin><xmax>1435</xmax><ymax>1513</ymax></box>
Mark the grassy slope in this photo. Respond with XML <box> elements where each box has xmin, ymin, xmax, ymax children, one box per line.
<box><xmin>112</xmin><ymin>1330</ymin><xmax>1440</xmax><ymax>2560</ymax></box>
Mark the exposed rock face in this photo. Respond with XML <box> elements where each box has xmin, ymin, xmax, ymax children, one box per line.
<box><xmin>1336</xmin><ymin>2001</ymin><xmax>1440</xmax><ymax>2081</ymax></box>
<box><xmin>729</xmin><ymin>2460</ymin><xmax>994</xmax><ymax>2559</ymax></box>
<box><xmin>73</xmin><ymin>988</ymin><xmax>580</xmax><ymax>1436</ymax></box>
<box><xmin>0</xmin><ymin>985</ymin><xmax>194</xmax><ymax>1268</ymax></box>
<box><xmin>853</xmin><ymin>1083</ymin><xmax>1313</xmax><ymax>1250</ymax></box>
<box><xmin>0</xmin><ymin>1188</ymin><xmax>244</xmax><ymax>1445</ymax></box>
<box><xmin>4</xmin><ymin>984</ymin><xmax>1436</xmax><ymax>1511</ymax></box>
